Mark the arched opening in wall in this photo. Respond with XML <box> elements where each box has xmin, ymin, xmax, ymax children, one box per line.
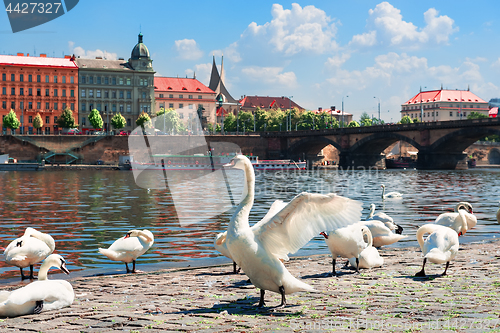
<box><xmin>314</xmin><ymin>144</ymin><xmax>339</xmax><ymax>167</ymax></box>
<box><xmin>488</xmin><ymin>148</ymin><xmax>500</xmax><ymax>165</ymax></box>
<box><xmin>383</xmin><ymin>141</ymin><xmax>419</xmax><ymax>169</ymax></box>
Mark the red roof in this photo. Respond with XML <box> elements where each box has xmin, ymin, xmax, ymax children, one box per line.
<box><xmin>0</xmin><ymin>54</ymin><xmax>78</xmax><ymax>68</ymax></box>
<box><xmin>239</xmin><ymin>96</ymin><xmax>304</xmax><ymax>110</ymax></box>
<box><xmin>216</xmin><ymin>107</ymin><xmax>230</xmax><ymax>117</ymax></box>
<box><xmin>489</xmin><ymin>107</ymin><xmax>498</xmax><ymax>118</ymax></box>
<box><xmin>154</xmin><ymin>77</ymin><xmax>215</xmax><ymax>94</ymax></box>
<box><xmin>404</xmin><ymin>89</ymin><xmax>486</xmax><ymax>105</ymax></box>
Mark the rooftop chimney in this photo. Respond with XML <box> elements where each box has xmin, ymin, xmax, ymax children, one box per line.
<box><xmin>40</xmin><ymin>53</ymin><xmax>46</xmax><ymax>57</ymax></box>
<box><xmin>64</xmin><ymin>55</ymin><xmax>71</xmax><ymax>59</ymax></box>
<box><xmin>17</xmin><ymin>52</ymin><xmax>24</xmax><ymax>56</ymax></box>
<box><xmin>95</xmin><ymin>56</ymin><xmax>102</xmax><ymax>59</ymax></box>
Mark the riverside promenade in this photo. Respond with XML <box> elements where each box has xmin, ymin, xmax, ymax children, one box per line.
<box><xmin>0</xmin><ymin>240</ymin><xmax>499</xmax><ymax>332</ymax></box>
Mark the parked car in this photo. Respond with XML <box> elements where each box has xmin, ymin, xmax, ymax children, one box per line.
<box><xmin>93</xmin><ymin>131</ymin><xmax>106</xmax><ymax>135</ymax></box>
<box><xmin>118</xmin><ymin>130</ymin><xmax>129</xmax><ymax>136</ymax></box>
<box><xmin>64</xmin><ymin>128</ymin><xmax>81</xmax><ymax>135</ymax></box>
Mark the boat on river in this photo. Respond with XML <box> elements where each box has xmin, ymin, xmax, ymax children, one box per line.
<box><xmin>130</xmin><ymin>154</ymin><xmax>306</xmax><ymax>171</ymax></box>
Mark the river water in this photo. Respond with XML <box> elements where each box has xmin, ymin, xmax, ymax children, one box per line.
<box><xmin>0</xmin><ymin>167</ymin><xmax>499</xmax><ymax>281</ymax></box>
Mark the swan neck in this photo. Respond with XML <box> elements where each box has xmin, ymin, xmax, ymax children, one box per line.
<box><xmin>30</xmin><ymin>230</ymin><xmax>55</xmax><ymax>252</ymax></box>
<box><xmin>137</xmin><ymin>231</ymin><xmax>153</xmax><ymax>243</ymax></box>
<box><xmin>37</xmin><ymin>260</ymin><xmax>52</xmax><ymax>281</ymax></box>
<box><xmin>230</xmin><ymin>161</ymin><xmax>255</xmax><ymax>230</ymax></box>
<box><xmin>416</xmin><ymin>224</ymin><xmax>435</xmax><ymax>250</ymax></box>
<box><xmin>368</xmin><ymin>205</ymin><xmax>375</xmax><ymax>218</ymax></box>
<box><xmin>458</xmin><ymin>210</ymin><xmax>468</xmax><ymax>234</ymax></box>
<box><xmin>381</xmin><ymin>187</ymin><xmax>385</xmax><ymax>198</ymax></box>
<box><xmin>363</xmin><ymin>227</ymin><xmax>373</xmax><ymax>247</ymax></box>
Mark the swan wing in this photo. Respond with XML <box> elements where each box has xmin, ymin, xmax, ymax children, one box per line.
<box><xmin>6</xmin><ymin>281</ymin><xmax>74</xmax><ymax>307</ymax></box>
<box><xmin>253</xmin><ymin>193</ymin><xmax>362</xmax><ymax>259</ymax></box>
<box><xmin>250</xmin><ymin>200</ymin><xmax>287</xmax><ymax>231</ymax></box>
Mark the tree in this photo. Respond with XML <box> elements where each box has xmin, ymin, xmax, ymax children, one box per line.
<box><xmin>3</xmin><ymin>109</ymin><xmax>20</xmax><ymax>131</ymax></box>
<box><xmin>253</xmin><ymin>107</ymin><xmax>268</xmax><ymax>132</ymax></box>
<box><xmin>399</xmin><ymin>115</ymin><xmax>413</xmax><ymax>124</ymax></box>
<box><xmin>467</xmin><ymin>111</ymin><xmax>488</xmax><ymax>119</ymax></box>
<box><xmin>237</xmin><ymin>111</ymin><xmax>254</xmax><ymax>132</ymax></box>
<box><xmin>223</xmin><ymin>113</ymin><xmax>237</xmax><ymax>132</ymax></box>
<box><xmin>155</xmin><ymin>108</ymin><xmax>182</xmax><ymax>134</ymax></box>
<box><xmin>136</xmin><ymin>112</ymin><xmax>151</xmax><ymax>128</ymax></box>
<box><xmin>412</xmin><ymin>117</ymin><xmax>420</xmax><ymax>123</ymax></box>
<box><xmin>89</xmin><ymin>109</ymin><xmax>104</xmax><ymax>129</ymax></box>
<box><xmin>348</xmin><ymin>120</ymin><xmax>360</xmax><ymax>127</ymax></box>
<box><xmin>33</xmin><ymin>113</ymin><xmax>43</xmax><ymax>134</ymax></box>
<box><xmin>57</xmin><ymin>108</ymin><xmax>77</xmax><ymax>129</ymax></box>
<box><xmin>359</xmin><ymin>112</ymin><xmax>373</xmax><ymax>126</ymax></box>
<box><xmin>111</xmin><ymin>113</ymin><xmax>126</xmax><ymax>130</ymax></box>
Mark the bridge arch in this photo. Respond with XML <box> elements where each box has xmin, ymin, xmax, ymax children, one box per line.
<box><xmin>348</xmin><ymin>132</ymin><xmax>423</xmax><ymax>155</ymax></box>
<box><xmin>429</xmin><ymin>127</ymin><xmax>500</xmax><ymax>153</ymax></box>
<box><xmin>287</xmin><ymin>136</ymin><xmax>342</xmax><ymax>161</ymax></box>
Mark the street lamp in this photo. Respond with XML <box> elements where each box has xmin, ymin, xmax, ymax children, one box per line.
<box><xmin>373</xmin><ymin>96</ymin><xmax>381</xmax><ymax>124</ymax></box>
<box><xmin>216</xmin><ymin>94</ymin><xmax>224</xmax><ymax>135</ymax></box>
<box><xmin>341</xmin><ymin>95</ymin><xmax>349</xmax><ymax>128</ymax></box>
<box><xmin>282</xmin><ymin>96</ymin><xmax>293</xmax><ymax>131</ymax></box>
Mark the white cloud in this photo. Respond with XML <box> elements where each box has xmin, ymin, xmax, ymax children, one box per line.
<box><xmin>350</xmin><ymin>2</ymin><xmax>458</xmax><ymax>49</ymax></box>
<box><xmin>224</xmin><ymin>42</ymin><xmax>241</xmax><ymax>63</ymax></box>
<box><xmin>189</xmin><ymin>63</ymin><xmax>213</xmax><ymax>86</ymax></box>
<box><xmin>174</xmin><ymin>39</ymin><xmax>203</xmax><ymax>60</ymax></box>
<box><xmin>71</xmin><ymin>45</ymin><xmax>118</xmax><ymax>60</ymax></box>
<box><xmin>241</xmin><ymin>3</ymin><xmax>338</xmax><ymax>55</ymax></box>
<box><xmin>326</xmin><ymin>53</ymin><xmax>351</xmax><ymax>68</ymax></box>
<box><xmin>241</xmin><ymin>66</ymin><xmax>297</xmax><ymax>87</ymax></box>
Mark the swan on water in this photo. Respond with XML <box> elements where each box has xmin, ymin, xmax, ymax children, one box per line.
<box><xmin>0</xmin><ymin>254</ymin><xmax>74</xmax><ymax>317</ymax></box>
<box><xmin>359</xmin><ymin>220</ymin><xmax>407</xmax><ymax>247</ymax></box>
<box><xmin>99</xmin><ymin>229</ymin><xmax>154</xmax><ymax>273</ymax></box>
<box><xmin>415</xmin><ymin>221</ymin><xmax>462</xmax><ymax>277</ymax></box>
<box><xmin>434</xmin><ymin>202</ymin><xmax>476</xmax><ymax>235</ymax></box>
<box><xmin>4</xmin><ymin>227</ymin><xmax>55</xmax><ymax>280</ymax></box>
<box><xmin>366</xmin><ymin>203</ymin><xmax>403</xmax><ymax>234</ymax></box>
<box><xmin>214</xmin><ymin>200</ymin><xmax>288</xmax><ymax>274</ymax></box>
<box><xmin>224</xmin><ymin>155</ymin><xmax>363</xmax><ymax>309</ymax></box>
<box><xmin>320</xmin><ymin>223</ymin><xmax>370</xmax><ymax>276</ymax></box>
<box><xmin>348</xmin><ymin>228</ymin><xmax>384</xmax><ymax>269</ymax></box>
<box><xmin>380</xmin><ymin>184</ymin><xmax>403</xmax><ymax>199</ymax></box>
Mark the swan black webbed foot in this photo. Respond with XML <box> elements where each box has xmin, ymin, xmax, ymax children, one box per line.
<box><xmin>33</xmin><ymin>300</ymin><xmax>43</xmax><ymax>314</ymax></box>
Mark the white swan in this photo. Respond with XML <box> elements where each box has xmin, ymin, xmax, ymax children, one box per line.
<box><xmin>320</xmin><ymin>223</ymin><xmax>370</xmax><ymax>275</ymax></box>
<box><xmin>434</xmin><ymin>202</ymin><xmax>476</xmax><ymax>235</ymax></box>
<box><xmin>4</xmin><ymin>227</ymin><xmax>55</xmax><ymax>280</ymax></box>
<box><xmin>99</xmin><ymin>229</ymin><xmax>154</xmax><ymax>273</ymax></box>
<box><xmin>214</xmin><ymin>200</ymin><xmax>289</xmax><ymax>274</ymax></box>
<box><xmin>224</xmin><ymin>155</ymin><xmax>362</xmax><ymax>309</ymax></box>
<box><xmin>0</xmin><ymin>254</ymin><xmax>74</xmax><ymax>317</ymax></box>
<box><xmin>366</xmin><ymin>203</ymin><xmax>403</xmax><ymax>234</ymax></box>
<box><xmin>381</xmin><ymin>184</ymin><xmax>403</xmax><ymax>199</ymax></box>
<box><xmin>359</xmin><ymin>220</ymin><xmax>407</xmax><ymax>247</ymax></box>
<box><xmin>415</xmin><ymin>221</ymin><xmax>463</xmax><ymax>277</ymax></box>
<box><xmin>348</xmin><ymin>228</ymin><xmax>384</xmax><ymax>269</ymax></box>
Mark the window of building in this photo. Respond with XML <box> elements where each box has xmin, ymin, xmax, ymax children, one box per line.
<box><xmin>45</xmin><ymin>102</ymin><xmax>49</xmax><ymax>109</ymax></box>
<box><xmin>104</xmin><ymin>91</ymin><xmax>109</xmax><ymax>98</ymax></box>
<box><xmin>112</xmin><ymin>104</ymin><xmax>116</xmax><ymax>112</ymax></box>
<box><xmin>62</xmin><ymin>76</ymin><xmax>66</xmax><ymax>83</ymax></box>
<box><xmin>46</xmin><ymin>116</ymin><xmax>50</xmax><ymax>124</ymax></box>
<box><xmin>62</xmin><ymin>89</ymin><xmax>66</xmax><ymax>97</ymax></box>
<box><xmin>127</xmin><ymin>118</ymin><xmax>131</xmax><ymax>127</ymax></box>
<box><xmin>127</xmin><ymin>104</ymin><xmax>131</xmax><ymax>113</ymax></box>
<box><xmin>70</xmin><ymin>89</ymin><xmax>74</xmax><ymax>97</ymax></box>
<box><xmin>28</xmin><ymin>88</ymin><xmax>32</xmax><ymax>96</ymax></box>
<box><xmin>11</xmin><ymin>74</ymin><xmax>15</xmax><ymax>81</ymax></box>
<box><xmin>179</xmin><ymin>103</ymin><xmax>183</xmax><ymax>108</ymax></box>
<box><xmin>457</xmin><ymin>112</ymin><xmax>460</xmax><ymax>117</ymax></box>
<box><xmin>119</xmin><ymin>78</ymin><xmax>123</xmax><ymax>85</ymax></box>
<box><xmin>20</xmin><ymin>101</ymin><xmax>23</xmax><ymax>110</ymax></box>
<box><xmin>97</xmin><ymin>77</ymin><xmax>101</xmax><ymax>84</ymax></box>
<box><xmin>464</xmin><ymin>112</ymin><xmax>467</xmax><ymax>117</ymax></box>
<box><xmin>188</xmin><ymin>95</ymin><xmax>193</xmax><ymax>99</ymax></box>
<box><xmin>37</xmin><ymin>75</ymin><xmax>41</xmax><ymax>82</ymax></box>
<box><xmin>11</xmin><ymin>88</ymin><xmax>15</xmax><ymax>95</ymax></box>
<box><xmin>70</xmin><ymin>76</ymin><xmax>74</xmax><ymax>84</ymax></box>
<box><xmin>97</xmin><ymin>103</ymin><xmax>101</xmax><ymax>111</ymax></box>
<box><xmin>45</xmin><ymin>89</ymin><xmax>49</xmax><ymax>97</ymax></box>
<box><xmin>82</xmin><ymin>117</ymin><xmax>86</xmax><ymax>126</ymax></box>
<box><xmin>179</xmin><ymin>94</ymin><xmax>183</xmax><ymax>99</ymax></box>
<box><xmin>119</xmin><ymin>104</ymin><xmax>124</xmax><ymax>112</ymax></box>
<box><xmin>81</xmin><ymin>76</ymin><xmax>86</xmax><ymax>84</ymax></box>
<box><xmin>432</xmin><ymin>112</ymin><xmax>434</xmax><ymax>116</ymax></box>
<box><xmin>159</xmin><ymin>103</ymin><xmax>165</xmax><ymax>109</ymax></box>
<box><xmin>81</xmin><ymin>103</ymin><xmax>86</xmax><ymax>111</ymax></box>
<box><xmin>119</xmin><ymin>91</ymin><xmax>124</xmax><ymax>99</ymax></box>
<box><xmin>45</xmin><ymin>75</ymin><xmax>49</xmax><ymax>83</ymax></box>
<box><xmin>112</xmin><ymin>91</ymin><xmax>116</xmax><ymax>98</ymax></box>
<box><xmin>89</xmin><ymin>90</ymin><xmax>93</xmax><ymax>97</ymax></box>
<box><xmin>169</xmin><ymin>103</ymin><xmax>174</xmax><ymax>108</ymax></box>
<box><xmin>54</xmin><ymin>76</ymin><xmax>58</xmax><ymax>83</ymax></box>
<box><xmin>104</xmin><ymin>104</ymin><xmax>108</xmax><ymax>112</ymax></box>
<box><xmin>2</xmin><ymin>101</ymin><xmax>5</xmax><ymax>109</ymax></box>
<box><xmin>62</xmin><ymin>103</ymin><xmax>66</xmax><ymax>110</ymax></box>
<box><xmin>423</xmin><ymin>113</ymin><xmax>425</xmax><ymax>117</ymax></box>
<box><xmin>127</xmin><ymin>91</ymin><xmax>131</xmax><ymax>99</ymax></box>
<box><xmin>54</xmin><ymin>102</ymin><xmax>58</xmax><ymax>110</ymax></box>
<box><xmin>10</xmin><ymin>101</ymin><xmax>15</xmax><ymax>109</ymax></box>
<box><xmin>54</xmin><ymin>89</ymin><xmax>58</xmax><ymax>97</ymax></box>
<box><xmin>28</xmin><ymin>116</ymin><xmax>32</xmax><ymax>123</ymax></box>
<box><xmin>436</xmin><ymin>112</ymin><xmax>439</xmax><ymax>116</ymax></box>
<box><xmin>54</xmin><ymin>116</ymin><xmax>57</xmax><ymax>123</ymax></box>
<box><xmin>97</xmin><ymin>90</ymin><xmax>101</xmax><ymax>98</ymax></box>
<box><xmin>89</xmin><ymin>103</ymin><xmax>93</xmax><ymax>111</ymax></box>
<box><xmin>126</xmin><ymin>78</ymin><xmax>131</xmax><ymax>85</ymax></box>
<box><xmin>71</xmin><ymin>103</ymin><xmax>74</xmax><ymax>110</ymax></box>
<box><xmin>30</xmin><ymin>102</ymin><xmax>33</xmax><ymax>109</ymax></box>
<box><xmin>37</xmin><ymin>88</ymin><xmax>41</xmax><ymax>96</ymax></box>
<box><xmin>36</xmin><ymin>102</ymin><xmax>40</xmax><ymax>109</ymax></box>
<box><xmin>19</xmin><ymin>88</ymin><xmax>24</xmax><ymax>96</ymax></box>
<box><xmin>449</xmin><ymin>111</ymin><xmax>453</xmax><ymax>117</ymax></box>
<box><xmin>112</xmin><ymin>77</ymin><xmax>116</xmax><ymax>85</ymax></box>
<box><xmin>189</xmin><ymin>104</ymin><xmax>194</xmax><ymax>109</ymax></box>
<box><xmin>179</xmin><ymin>113</ymin><xmax>184</xmax><ymax>119</ymax></box>
<box><xmin>1</xmin><ymin>73</ymin><xmax>5</xmax><ymax>81</ymax></box>
<box><xmin>19</xmin><ymin>74</ymin><xmax>23</xmax><ymax>82</ymax></box>
<box><xmin>198</xmin><ymin>95</ymin><xmax>202</xmax><ymax>99</ymax></box>
<box><xmin>142</xmin><ymin>92</ymin><xmax>146</xmax><ymax>99</ymax></box>
<box><xmin>105</xmin><ymin>77</ymin><xmax>109</xmax><ymax>85</ymax></box>
<box><xmin>1</xmin><ymin>87</ymin><xmax>5</xmax><ymax>95</ymax></box>
<box><xmin>159</xmin><ymin>94</ymin><xmax>164</xmax><ymax>98</ymax></box>
<box><xmin>169</xmin><ymin>94</ymin><xmax>173</xmax><ymax>98</ymax></box>
<box><xmin>89</xmin><ymin>76</ymin><xmax>93</xmax><ymax>84</ymax></box>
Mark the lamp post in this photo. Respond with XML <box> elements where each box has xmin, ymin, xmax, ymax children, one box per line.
<box><xmin>216</xmin><ymin>94</ymin><xmax>224</xmax><ymax>135</ymax></box>
<box><xmin>341</xmin><ymin>95</ymin><xmax>349</xmax><ymax>128</ymax></box>
<box><xmin>373</xmin><ymin>96</ymin><xmax>380</xmax><ymax>124</ymax></box>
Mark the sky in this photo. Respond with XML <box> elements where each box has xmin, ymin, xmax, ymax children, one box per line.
<box><xmin>1</xmin><ymin>0</ymin><xmax>499</xmax><ymax>123</ymax></box>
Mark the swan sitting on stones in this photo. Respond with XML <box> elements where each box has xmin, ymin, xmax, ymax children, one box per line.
<box><xmin>320</xmin><ymin>223</ymin><xmax>371</xmax><ymax>276</ymax></box>
<box><xmin>359</xmin><ymin>220</ymin><xmax>407</xmax><ymax>247</ymax></box>
<box><xmin>99</xmin><ymin>229</ymin><xmax>154</xmax><ymax>273</ymax></box>
<box><xmin>0</xmin><ymin>254</ymin><xmax>73</xmax><ymax>317</ymax></box>
<box><xmin>381</xmin><ymin>184</ymin><xmax>403</xmax><ymax>199</ymax></box>
<box><xmin>4</xmin><ymin>227</ymin><xmax>55</xmax><ymax>280</ymax></box>
<box><xmin>224</xmin><ymin>155</ymin><xmax>362</xmax><ymax>309</ymax></box>
<box><xmin>366</xmin><ymin>203</ymin><xmax>403</xmax><ymax>234</ymax></box>
<box><xmin>348</xmin><ymin>228</ymin><xmax>384</xmax><ymax>269</ymax></box>
<box><xmin>434</xmin><ymin>202</ymin><xmax>476</xmax><ymax>235</ymax></box>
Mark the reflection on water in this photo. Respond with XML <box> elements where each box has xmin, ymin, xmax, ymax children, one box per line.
<box><xmin>0</xmin><ymin>168</ymin><xmax>499</xmax><ymax>281</ymax></box>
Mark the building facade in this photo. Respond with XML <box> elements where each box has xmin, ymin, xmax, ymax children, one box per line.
<box><xmin>401</xmin><ymin>89</ymin><xmax>489</xmax><ymax>122</ymax></box>
<box><xmin>75</xmin><ymin>33</ymin><xmax>155</xmax><ymax>133</ymax></box>
<box><xmin>154</xmin><ymin>76</ymin><xmax>216</xmax><ymax>126</ymax></box>
<box><xmin>239</xmin><ymin>95</ymin><xmax>304</xmax><ymax>113</ymax></box>
<box><xmin>0</xmin><ymin>53</ymin><xmax>78</xmax><ymax>134</ymax></box>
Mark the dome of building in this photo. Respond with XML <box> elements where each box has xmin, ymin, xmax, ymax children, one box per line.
<box><xmin>131</xmin><ymin>33</ymin><xmax>150</xmax><ymax>59</ymax></box>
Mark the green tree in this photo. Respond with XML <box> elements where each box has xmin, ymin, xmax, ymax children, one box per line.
<box><xmin>467</xmin><ymin>111</ymin><xmax>488</xmax><ymax>119</ymax></box>
<box><xmin>111</xmin><ymin>113</ymin><xmax>126</xmax><ymax>130</ymax></box>
<box><xmin>135</xmin><ymin>112</ymin><xmax>151</xmax><ymax>128</ymax></box>
<box><xmin>412</xmin><ymin>117</ymin><xmax>420</xmax><ymax>123</ymax></box>
<box><xmin>3</xmin><ymin>109</ymin><xmax>20</xmax><ymax>131</ymax></box>
<box><xmin>399</xmin><ymin>115</ymin><xmax>413</xmax><ymax>124</ymax></box>
<box><xmin>223</xmin><ymin>113</ymin><xmax>236</xmax><ymax>132</ymax></box>
<box><xmin>348</xmin><ymin>120</ymin><xmax>360</xmax><ymax>127</ymax></box>
<box><xmin>253</xmin><ymin>108</ymin><xmax>268</xmax><ymax>131</ymax></box>
<box><xmin>237</xmin><ymin>111</ymin><xmax>254</xmax><ymax>132</ymax></box>
<box><xmin>155</xmin><ymin>108</ymin><xmax>181</xmax><ymax>134</ymax></box>
<box><xmin>359</xmin><ymin>112</ymin><xmax>373</xmax><ymax>126</ymax></box>
<box><xmin>57</xmin><ymin>108</ymin><xmax>77</xmax><ymax>129</ymax></box>
<box><xmin>89</xmin><ymin>109</ymin><xmax>104</xmax><ymax>129</ymax></box>
<box><xmin>33</xmin><ymin>113</ymin><xmax>43</xmax><ymax>134</ymax></box>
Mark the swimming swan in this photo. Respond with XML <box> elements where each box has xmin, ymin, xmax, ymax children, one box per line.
<box><xmin>0</xmin><ymin>254</ymin><xmax>73</xmax><ymax>317</ymax></box>
<box><xmin>348</xmin><ymin>228</ymin><xmax>384</xmax><ymax>269</ymax></box>
<box><xmin>4</xmin><ymin>227</ymin><xmax>55</xmax><ymax>280</ymax></box>
<box><xmin>224</xmin><ymin>155</ymin><xmax>362</xmax><ymax>309</ymax></box>
<box><xmin>366</xmin><ymin>203</ymin><xmax>403</xmax><ymax>234</ymax></box>
<box><xmin>214</xmin><ymin>200</ymin><xmax>288</xmax><ymax>274</ymax></box>
<box><xmin>434</xmin><ymin>202</ymin><xmax>476</xmax><ymax>235</ymax></box>
<box><xmin>99</xmin><ymin>229</ymin><xmax>154</xmax><ymax>273</ymax></box>
<box><xmin>359</xmin><ymin>220</ymin><xmax>407</xmax><ymax>247</ymax></box>
<box><xmin>380</xmin><ymin>184</ymin><xmax>403</xmax><ymax>199</ymax></box>
<box><xmin>320</xmin><ymin>223</ymin><xmax>370</xmax><ymax>275</ymax></box>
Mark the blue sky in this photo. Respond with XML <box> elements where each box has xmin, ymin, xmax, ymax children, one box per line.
<box><xmin>1</xmin><ymin>1</ymin><xmax>499</xmax><ymax>122</ymax></box>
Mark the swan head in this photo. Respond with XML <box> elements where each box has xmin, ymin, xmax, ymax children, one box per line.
<box><xmin>456</xmin><ymin>202</ymin><xmax>473</xmax><ymax>214</ymax></box>
<box><xmin>224</xmin><ymin>154</ymin><xmax>250</xmax><ymax>171</ymax></box>
<box><xmin>320</xmin><ymin>231</ymin><xmax>329</xmax><ymax>239</ymax></box>
<box><xmin>44</xmin><ymin>254</ymin><xmax>70</xmax><ymax>275</ymax></box>
<box><xmin>215</xmin><ymin>232</ymin><xmax>227</xmax><ymax>245</ymax></box>
<box><xmin>381</xmin><ymin>184</ymin><xmax>385</xmax><ymax>188</ymax></box>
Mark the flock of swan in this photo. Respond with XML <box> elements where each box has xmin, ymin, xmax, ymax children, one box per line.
<box><xmin>0</xmin><ymin>154</ymin><xmax>496</xmax><ymax>317</ymax></box>
<box><xmin>0</xmin><ymin>228</ymin><xmax>154</xmax><ymax>317</ymax></box>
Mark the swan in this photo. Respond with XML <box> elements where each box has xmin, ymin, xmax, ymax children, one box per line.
<box><xmin>366</xmin><ymin>203</ymin><xmax>403</xmax><ymax>234</ymax></box>
<box><xmin>348</xmin><ymin>228</ymin><xmax>384</xmax><ymax>269</ymax></box>
<box><xmin>415</xmin><ymin>220</ymin><xmax>463</xmax><ymax>277</ymax></box>
<box><xmin>224</xmin><ymin>155</ymin><xmax>363</xmax><ymax>309</ymax></box>
<box><xmin>98</xmin><ymin>229</ymin><xmax>154</xmax><ymax>273</ymax></box>
<box><xmin>359</xmin><ymin>220</ymin><xmax>407</xmax><ymax>247</ymax></box>
<box><xmin>434</xmin><ymin>202</ymin><xmax>476</xmax><ymax>235</ymax></box>
<box><xmin>214</xmin><ymin>200</ymin><xmax>289</xmax><ymax>274</ymax></box>
<box><xmin>0</xmin><ymin>254</ymin><xmax>74</xmax><ymax>317</ymax></box>
<box><xmin>320</xmin><ymin>223</ymin><xmax>370</xmax><ymax>276</ymax></box>
<box><xmin>380</xmin><ymin>184</ymin><xmax>403</xmax><ymax>199</ymax></box>
<box><xmin>4</xmin><ymin>227</ymin><xmax>55</xmax><ymax>280</ymax></box>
